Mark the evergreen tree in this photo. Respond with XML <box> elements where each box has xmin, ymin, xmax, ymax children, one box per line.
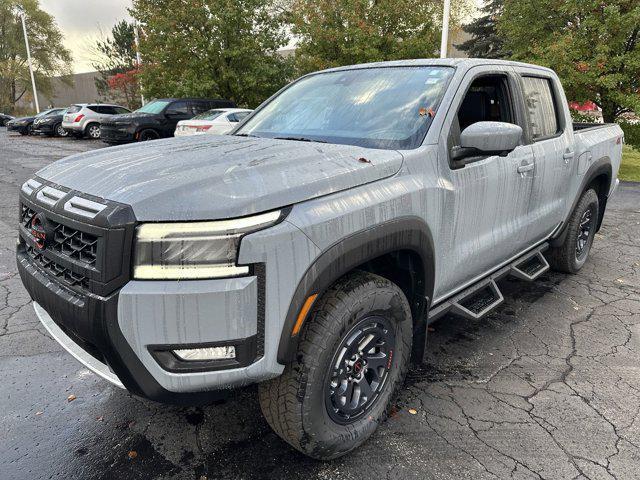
<box><xmin>458</xmin><ymin>0</ymin><xmax>507</xmax><ymax>59</ymax></box>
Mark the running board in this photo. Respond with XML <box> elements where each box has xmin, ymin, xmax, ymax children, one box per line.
<box><xmin>449</xmin><ymin>279</ymin><xmax>504</xmax><ymax>320</ymax></box>
<box><xmin>428</xmin><ymin>244</ymin><xmax>549</xmax><ymax>324</ymax></box>
<box><xmin>509</xmin><ymin>250</ymin><xmax>549</xmax><ymax>281</ymax></box>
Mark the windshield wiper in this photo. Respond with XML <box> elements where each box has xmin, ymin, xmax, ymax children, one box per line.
<box><xmin>274</xmin><ymin>136</ymin><xmax>327</xmax><ymax>143</ymax></box>
<box><xmin>234</xmin><ymin>133</ymin><xmax>260</xmax><ymax>138</ymax></box>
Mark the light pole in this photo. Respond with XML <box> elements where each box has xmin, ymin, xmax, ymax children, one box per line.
<box><xmin>20</xmin><ymin>11</ymin><xmax>40</xmax><ymax>113</ymax></box>
<box><xmin>440</xmin><ymin>0</ymin><xmax>451</xmax><ymax>58</ymax></box>
<box><xmin>133</xmin><ymin>22</ymin><xmax>145</xmax><ymax>106</ymax></box>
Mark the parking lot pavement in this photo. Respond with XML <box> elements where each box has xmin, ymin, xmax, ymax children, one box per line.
<box><xmin>1</xmin><ymin>127</ymin><xmax>639</xmax><ymax>480</ymax></box>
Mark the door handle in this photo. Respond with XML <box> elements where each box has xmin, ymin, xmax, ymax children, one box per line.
<box><xmin>517</xmin><ymin>163</ymin><xmax>535</xmax><ymax>174</ymax></box>
<box><xmin>563</xmin><ymin>151</ymin><xmax>575</xmax><ymax>163</ymax></box>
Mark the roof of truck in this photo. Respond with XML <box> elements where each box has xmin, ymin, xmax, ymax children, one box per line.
<box><xmin>319</xmin><ymin>58</ymin><xmax>555</xmax><ymax>75</ymax></box>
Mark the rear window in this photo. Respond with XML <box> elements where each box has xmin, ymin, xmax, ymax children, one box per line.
<box><xmin>192</xmin><ymin>109</ymin><xmax>225</xmax><ymax>120</ymax></box>
<box><xmin>521</xmin><ymin>77</ymin><xmax>560</xmax><ymax>139</ymax></box>
<box><xmin>67</xmin><ymin>105</ymin><xmax>82</xmax><ymax>113</ymax></box>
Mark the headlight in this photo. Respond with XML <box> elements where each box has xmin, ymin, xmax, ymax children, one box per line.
<box><xmin>133</xmin><ymin>210</ymin><xmax>282</xmax><ymax>279</ymax></box>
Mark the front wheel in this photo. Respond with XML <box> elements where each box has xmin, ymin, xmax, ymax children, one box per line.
<box><xmin>259</xmin><ymin>271</ymin><xmax>412</xmax><ymax>460</ymax></box>
<box><xmin>138</xmin><ymin>129</ymin><xmax>159</xmax><ymax>141</ymax></box>
<box><xmin>549</xmin><ymin>188</ymin><xmax>599</xmax><ymax>273</ymax></box>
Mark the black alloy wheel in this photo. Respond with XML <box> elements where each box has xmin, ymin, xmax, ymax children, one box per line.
<box><xmin>325</xmin><ymin>316</ymin><xmax>395</xmax><ymax>424</ymax></box>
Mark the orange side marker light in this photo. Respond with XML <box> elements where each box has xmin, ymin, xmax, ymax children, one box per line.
<box><xmin>292</xmin><ymin>294</ymin><xmax>318</xmax><ymax>336</ymax></box>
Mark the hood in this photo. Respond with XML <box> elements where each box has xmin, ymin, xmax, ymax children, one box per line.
<box><xmin>106</xmin><ymin>112</ymin><xmax>154</xmax><ymax>122</ymax></box>
<box><xmin>12</xmin><ymin>116</ymin><xmax>35</xmax><ymax>123</ymax></box>
<box><xmin>36</xmin><ymin>135</ymin><xmax>404</xmax><ymax>221</ymax></box>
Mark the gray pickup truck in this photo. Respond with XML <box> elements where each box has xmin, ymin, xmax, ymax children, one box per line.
<box><xmin>17</xmin><ymin>59</ymin><xmax>623</xmax><ymax>459</ymax></box>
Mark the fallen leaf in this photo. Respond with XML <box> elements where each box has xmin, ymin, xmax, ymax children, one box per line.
<box><xmin>67</xmin><ymin>394</ymin><xmax>77</xmax><ymax>402</ymax></box>
<box><xmin>127</xmin><ymin>450</ymin><xmax>138</xmax><ymax>460</ymax></box>
<box><xmin>408</xmin><ymin>408</ymin><xmax>418</xmax><ymax>415</ymax></box>
<box><xmin>357</xmin><ymin>157</ymin><xmax>371</xmax><ymax>164</ymax></box>
<box><xmin>427</xmin><ymin>326</ymin><xmax>435</xmax><ymax>332</ymax></box>
<box><xmin>128</xmin><ymin>421</ymin><xmax>136</xmax><ymax>428</ymax></box>
<box><xmin>96</xmin><ymin>416</ymin><xmax>104</xmax><ymax>422</ymax></box>
<box><xmin>35</xmin><ymin>411</ymin><xmax>43</xmax><ymax>416</ymax></box>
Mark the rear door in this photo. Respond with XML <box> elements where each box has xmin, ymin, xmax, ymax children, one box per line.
<box><xmin>513</xmin><ymin>69</ymin><xmax>575</xmax><ymax>242</ymax></box>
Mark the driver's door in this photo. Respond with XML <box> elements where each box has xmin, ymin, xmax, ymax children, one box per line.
<box><xmin>433</xmin><ymin>66</ymin><xmax>534</xmax><ymax>300</ymax></box>
<box><xmin>164</xmin><ymin>101</ymin><xmax>192</xmax><ymax>135</ymax></box>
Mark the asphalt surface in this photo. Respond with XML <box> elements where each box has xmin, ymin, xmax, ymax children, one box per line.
<box><xmin>1</xmin><ymin>127</ymin><xmax>640</xmax><ymax>480</ymax></box>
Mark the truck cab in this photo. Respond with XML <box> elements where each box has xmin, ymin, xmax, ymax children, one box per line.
<box><xmin>17</xmin><ymin>59</ymin><xmax>622</xmax><ymax>460</ymax></box>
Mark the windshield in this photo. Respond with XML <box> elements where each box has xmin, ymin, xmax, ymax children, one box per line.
<box><xmin>135</xmin><ymin>100</ymin><xmax>171</xmax><ymax>114</ymax></box>
<box><xmin>236</xmin><ymin>66</ymin><xmax>454</xmax><ymax>149</ymax></box>
<box><xmin>192</xmin><ymin>109</ymin><xmax>225</xmax><ymax>121</ymax></box>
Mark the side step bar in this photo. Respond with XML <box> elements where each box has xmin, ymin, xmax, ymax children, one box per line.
<box><xmin>428</xmin><ymin>243</ymin><xmax>549</xmax><ymax>324</ymax></box>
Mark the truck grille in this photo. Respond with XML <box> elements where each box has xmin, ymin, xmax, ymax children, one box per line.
<box><xmin>21</xmin><ymin>204</ymin><xmax>99</xmax><ymax>267</ymax></box>
<box><xmin>26</xmin><ymin>245</ymin><xmax>90</xmax><ymax>290</ymax></box>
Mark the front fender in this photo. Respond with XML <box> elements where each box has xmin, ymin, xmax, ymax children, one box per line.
<box><xmin>277</xmin><ymin>217</ymin><xmax>435</xmax><ymax>363</ymax></box>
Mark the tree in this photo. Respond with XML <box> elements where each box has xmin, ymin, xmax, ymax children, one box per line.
<box><xmin>91</xmin><ymin>20</ymin><xmax>141</xmax><ymax>110</ymax></box>
<box><xmin>499</xmin><ymin>0</ymin><xmax>640</xmax><ymax>122</ymax></box>
<box><xmin>129</xmin><ymin>0</ymin><xmax>293</xmax><ymax>108</ymax></box>
<box><xmin>458</xmin><ymin>0</ymin><xmax>507</xmax><ymax>59</ymax></box>
<box><xmin>290</xmin><ymin>0</ymin><xmax>470</xmax><ymax>74</ymax></box>
<box><xmin>0</xmin><ymin>0</ymin><xmax>72</xmax><ymax>113</ymax></box>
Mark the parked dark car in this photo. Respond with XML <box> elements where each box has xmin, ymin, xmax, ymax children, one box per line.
<box><xmin>0</xmin><ymin>113</ymin><xmax>14</xmax><ymax>126</ymax></box>
<box><xmin>32</xmin><ymin>108</ymin><xmax>69</xmax><ymax>137</ymax></box>
<box><xmin>100</xmin><ymin>98</ymin><xmax>235</xmax><ymax>144</ymax></box>
<box><xmin>6</xmin><ymin>108</ymin><xmax>65</xmax><ymax>135</ymax></box>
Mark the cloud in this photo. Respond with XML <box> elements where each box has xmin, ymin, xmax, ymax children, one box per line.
<box><xmin>40</xmin><ymin>0</ymin><xmax>132</xmax><ymax>73</ymax></box>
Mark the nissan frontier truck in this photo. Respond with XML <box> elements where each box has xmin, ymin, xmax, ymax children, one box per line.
<box><xmin>17</xmin><ymin>59</ymin><xmax>623</xmax><ymax>459</ymax></box>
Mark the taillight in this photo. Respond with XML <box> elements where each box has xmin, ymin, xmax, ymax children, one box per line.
<box><xmin>74</xmin><ymin>114</ymin><xmax>85</xmax><ymax>123</ymax></box>
<box><xmin>194</xmin><ymin>125</ymin><xmax>211</xmax><ymax>132</ymax></box>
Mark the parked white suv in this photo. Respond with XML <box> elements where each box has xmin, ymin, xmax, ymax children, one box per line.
<box><xmin>62</xmin><ymin>104</ymin><xmax>131</xmax><ymax>139</ymax></box>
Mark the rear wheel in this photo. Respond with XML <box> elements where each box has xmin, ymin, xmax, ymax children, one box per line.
<box><xmin>85</xmin><ymin>123</ymin><xmax>101</xmax><ymax>139</ymax></box>
<box><xmin>138</xmin><ymin>129</ymin><xmax>159</xmax><ymax>142</ymax></box>
<box><xmin>259</xmin><ymin>271</ymin><xmax>412</xmax><ymax>460</ymax></box>
<box><xmin>54</xmin><ymin>123</ymin><xmax>68</xmax><ymax>137</ymax></box>
<box><xmin>549</xmin><ymin>188</ymin><xmax>599</xmax><ymax>273</ymax></box>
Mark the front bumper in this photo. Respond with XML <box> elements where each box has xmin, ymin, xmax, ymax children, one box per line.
<box><xmin>100</xmin><ymin>124</ymin><xmax>135</xmax><ymax>144</ymax></box>
<box><xmin>7</xmin><ymin>123</ymin><xmax>28</xmax><ymax>133</ymax></box>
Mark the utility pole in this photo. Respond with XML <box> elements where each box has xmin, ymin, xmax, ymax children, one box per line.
<box><xmin>133</xmin><ymin>22</ymin><xmax>145</xmax><ymax>106</ymax></box>
<box><xmin>20</xmin><ymin>11</ymin><xmax>40</xmax><ymax>113</ymax></box>
<box><xmin>440</xmin><ymin>0</ymin><xmax>451</xmax><ymax>58</ymax></box>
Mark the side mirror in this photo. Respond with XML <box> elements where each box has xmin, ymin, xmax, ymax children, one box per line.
<box><xmin>452</xmin><ymin>121</ymin><xmax>523</xmax><ymax>163</ymax></box>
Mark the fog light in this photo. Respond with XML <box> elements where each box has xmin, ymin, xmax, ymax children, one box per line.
<box><xmin>173</xmin><ymin>346</ymin><xmax>236</xmax><ymax>361</ymax></box>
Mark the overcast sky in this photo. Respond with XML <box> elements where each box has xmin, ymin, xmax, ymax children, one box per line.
<box><xmin>40</xmin><ymin>0</ymin><xmax>484</xmax><ymax>74</ymax></box>
<box><xmin>41</xmin><ymin>0</ymin><xmax>132</xmax><ymax>73</ymax></box>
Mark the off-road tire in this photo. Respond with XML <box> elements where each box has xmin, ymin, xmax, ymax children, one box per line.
<box><xmin>258</xmin><ymin>271</ymin><xmax>412</xmax><ymax>460</ymax></box>
<box><xmin>548</xmin><ymin>188</ymin><xmax>599</xmax><ymax>274</ymax></box>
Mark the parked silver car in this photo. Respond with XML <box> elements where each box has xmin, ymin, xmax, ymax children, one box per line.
<box><xmin>62</xmin><ymin>104</ymin><xmax>131</xmax><ymax>139</ymax></box>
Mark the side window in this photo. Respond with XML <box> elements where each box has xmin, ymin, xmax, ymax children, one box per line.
<box><xmin>451</xmin><ymin>74</ymin><xmax>515</xmax><ymax>148</ymax></box>
<box><xmin>87</xmin><ymin>105</ymin><xmax>101</xmax><ymax>113</ymax></box>
<box><xmin>100</xmin><ymin>106</ymin><xmax>116</xmax><ymax>115</ymax></box>
<box><xmin>191</xmin><ymin>101</ymin><xmax>210</xmax><ymax>115</ymax></box>
<box><xmin>114</xmin><ymin>107</ymin><xmax>130</xmax><ymax>114</ymax></box>
<box><xmin>234</xmin><ymin>111</ymin><xmax>250</xmax><ymax>122</ymax></box>
<box><xmin>521</xmin><ymin>77</ymin><xmax>559</xmax><ymax>140</ymax></box>
<box><xmin>227</xmin><ymin>113</ymin><xmax>239</xmax><ymax>123</ymax></box>
<box><xmin>167</xmin><ymin>101</ymin><xmax>189</xmax><ymax>115</ymax></box>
